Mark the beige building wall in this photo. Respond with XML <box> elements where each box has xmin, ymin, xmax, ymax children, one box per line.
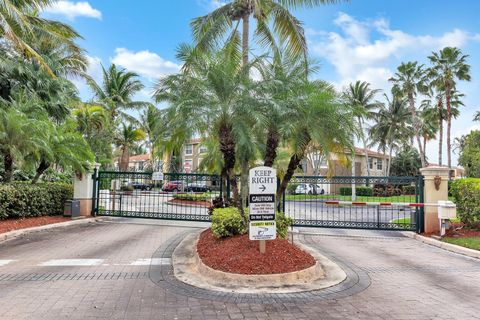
<box><xmin>182</xmin><ymin>139</ymin><xmax>208</xmax><ymax>173</ymax></box>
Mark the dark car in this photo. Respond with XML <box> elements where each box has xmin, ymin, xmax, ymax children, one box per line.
<box><xmin>162</xmin><ymin>180</ymin><xmax>184</xmax><ymax>192</ymax></box>
<box><xmin>184</xmin><ymin>183</ymin><xmax>211</xmax><ymax>193</ymax></box>
<box><xmin>129</xmin><ymin>181</ymin><xmax>153</xmax><ymax>191</ymax></box>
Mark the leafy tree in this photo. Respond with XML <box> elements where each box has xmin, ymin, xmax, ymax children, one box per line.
<box><xmin>474</xmin><ymin>111</ymin><xmax>480</xmax><ymax>122</ymax></box>
<box><xmin>390</xmin><ymin>145</ymin><xmax>422</xmax><ymax>177</ymax></box>
<box><xmin>389</xmin><ymin>61</ymin><xmax>428</xmax><ymax>167</ymax></box>
<box><xmin>456</xmin><ymin>130</ymin><xmax>480</xmax><ymax>178</ymax></box>
<box><xmin>115</xmin><ymin>124</ymin><xmax>146</xmax><ymax>171</ymax></box>
<box><xmin>342</xmin><ymin>81</ymin><xmax>381</xmax><ymax>176</ymax></box>
<box><xmin>428</xmin><ymin>47</ymin><xmax>471</xmax><ymax>170</ymax></box>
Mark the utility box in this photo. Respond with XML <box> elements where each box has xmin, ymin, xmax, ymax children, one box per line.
<box><xmin>438</xmin><ymin>201</ymin><xmax>457</xmax><ymax>220</ymax></box>
<box><xmin>64</xmin><ymin>200</ymin><xmax>80</xmax><ymax>218</ymax></box>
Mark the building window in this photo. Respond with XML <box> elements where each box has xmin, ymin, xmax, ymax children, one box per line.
<box><xmin>184</xmin><ymin>160</ymin><xmax>193</xmax><ymax>173</ymax></box>
<box><xmin>185</xmin><ymin>144</ymin><xmax>193</xmax><ymax>155</ymax></box>
<box><xmin>368</xmin><ymin>157</ymin><xmax>374</xmax><ymax>170</ymax></box>
<box><xmin>376</xmin><ymin>159</ymin><xmax>383</xmax><ymax>171</ymax></box>
<box><xmin>199</xmin><ymin>145</ymin><xmax>207</xmax><ymax>154</ymax></box>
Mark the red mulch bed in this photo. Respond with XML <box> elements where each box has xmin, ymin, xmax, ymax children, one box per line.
<box><xmin>0</xmin><ymin>216</ymin><xmax>70</xmax><ymax>234</ymax></box>
<box><xmin>197</xmin><ymin>229</ymin><xmax>316</xmax><ymax>275</ymax></box>
<box><xmin>168</xmin><ymin>199</ymin><xmax>211</xmax><ymax>207</ymax></box>
<box><xmin>422</xmin><ymin>221</ymin><xmax>480</xmax><ymax>238</ymax></box>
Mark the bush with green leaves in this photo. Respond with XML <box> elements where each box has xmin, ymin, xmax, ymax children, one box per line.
<box><xmin>173</xmin><ymin>193</ymin><xmax>209</xmax><ymax>202</ymax></box>
<box><xmin>450</xmin><ymin>178</ymin><xmax>480</xmax><ymax>228</ymax></box>
<box><xmin>211</xmin><ymin>207</ymin><xmax>247</xmax><ymax>238</ymax></box>
<box><xmin>0</xmin><ymin>182</ymin><xmax>73</xmax><ymax>220</ymax></box>
<box><xmin>339</xmin><ymin>186</ymin><xmax>373</xmax><ymax>196</ymax></box>
<box><xmin>402</xmin><ymin>185</ymin><xmax>416</xmax><ymax>195</ymax></box>
<box><xmin>276</xmin><ymin>212</ymin><xmax>293</xmax><ymax>239</ymax></box>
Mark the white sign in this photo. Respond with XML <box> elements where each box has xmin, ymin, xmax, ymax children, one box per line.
<box><xmin>249</xmin><ymin>221</ymin><xmax>276</xmax><ymax>240</ymax></box>
<box><xmin>152</xmin><ymin>172</ymin><xmax>164</xmax><ymax>181</ymax></box>
<box><xmin>249</xmin><ymin>166</ymin><xmax>277</xmax><ymax>241</ymax></box>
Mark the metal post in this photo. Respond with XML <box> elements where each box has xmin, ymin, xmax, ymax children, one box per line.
<box><xmin>377</xmin><ymin>205</ymin><xmax>380</xmax><ymax>229</ymax></box>
<box><xmin>91</xmin><ymin>168</ymin><xmax>98</xmax><ymax>216</ymax></box>
<box><xmin>418</xmin><ymin>176</ymin><xmax>425</xmax><ymax>233</ymax></box>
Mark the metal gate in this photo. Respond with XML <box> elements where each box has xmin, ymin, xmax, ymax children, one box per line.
<box><xmin>92</xmin><ymin>171</ymin><xmax>424</xmax><ymax>232</ymax></box>
<box><xmin>285</xmin><ymin>176</ymin><xmax>424</xmax><ymax>232</ymax></box>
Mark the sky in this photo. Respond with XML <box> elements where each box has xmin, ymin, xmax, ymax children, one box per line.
<box><xmin>41</xmin><ymin>0</ymin><xmax>480</xmax><ymax>166</ymax></box>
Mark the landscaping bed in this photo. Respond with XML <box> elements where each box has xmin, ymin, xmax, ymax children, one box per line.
<box><xmin>168</xmin><ymin>199</ymin><xmax>211</xmax><ymax>207</ymax></box>
<box><xmin>441</xmin><ymin>225</ymin><xmax>480</xmax><ymax>251</ymax></box>
<box><xmin>0</xmin><ymin>216</ymin><xmax>70</xmax><ymax>234</ymax></box>
<box><xmin>197</xmin><ymin>229</ymin><xmax>315</xmax><ymax>275</ymax></box>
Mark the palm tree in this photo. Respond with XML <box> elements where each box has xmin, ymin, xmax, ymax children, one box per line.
<box><xmin>115</xmin><ymin>124</ymin><xmax>146</xmax><ymax>171</ymax></box>
<box><xmin>139</xmin><ymin>104</ymin><xmax>162</xmax><ymax>170</ymax></box>
<box><xmin>389</xmin><ymin>61</ymin><xmax>428</xmax><ymax>167</ymax></box>
<box><xmin>474</xmin><ymin>111</ymin><xmax>480</xmax><ymax>122</ymax></box>
<box><xmin>0</xmin><ymin>0</ymin><xmax>85</xmax><ymax>75</ymax></box>
<box><xmin>0</xmin><ymin>108</ymin><xmax>48</xmax><ymax>182</ymax></box>
<box><xmin>342</xmin><ymin>81</ymin><xmax>381</xmax><ymax>176</ymax></box>
<box><xmin>191</xmin><ymin>0</ymin><xmax>341</xmax><ymax>67</ymax></box>
<box><xmin>87</xmin><ymin>64</ymin><xmax>148</xmax><ymax>124</ymax></box>
<box><xmin>428</xmin><ymin>47</ymin><xmax>471</xmax><ymax>170</ymax></box>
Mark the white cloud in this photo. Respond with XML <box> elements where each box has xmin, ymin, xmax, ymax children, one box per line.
<box><xmin>111</xmin><ymin>48</ymin><xmax>181</xmax><ymax>79</ymax></box>
<box><xmin>310</xmin><ymin>13</ymin><xmax>477</xmax><ymax>91</ymax></box>
<box><xmin>44</xmin><ymin>1</ymin><xmax>102</xmax><ymax>20</ymax></box>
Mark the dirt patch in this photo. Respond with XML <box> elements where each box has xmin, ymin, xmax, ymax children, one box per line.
<box><xmin>445</xmin><ymin>226</ymin><xmax>480</xmax><ymax>238</ymax></box>
<box><xmin>0</xmin><ymin>216</ymin><xmax>70</xmax><ymax>234</ymax></box>
<box><xmin>197</xmin><ymin>229</ymin><xmax>316</xmax><ymax>275</ymax></box>
<box><xmin>168</xmin><ymin>199</ymin><xmax>211</xmax><ymax>207</ymax></box>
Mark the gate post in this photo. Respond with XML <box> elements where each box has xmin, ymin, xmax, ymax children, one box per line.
<box><xmin>419</xmin><ymin>166</ymin><xmax>450</xmax><ymax>234</ymax></box>
<box><xmin>73</xmin><ymin>163</ymin><xmax>100</xmax><ymax>217</ymax></box>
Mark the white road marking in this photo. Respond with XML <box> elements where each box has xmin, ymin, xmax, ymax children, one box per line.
<box><xmin>0</xmin><ymin>260</ymin><xmax>15</xmax><ymax>266</ymax></box>
<box><xmin>39</xmin><ymin>259</ymin><xmax>104</xmax><ymax>266</ymax></box>
<box><xmin>129</xmin><ymin>258</ymin><xmax>171</xmax><ymax>266</ymax></box>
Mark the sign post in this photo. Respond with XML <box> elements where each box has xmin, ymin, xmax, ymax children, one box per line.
<box><xmin>249</xmin><ymin>166</ymin><xmax>277</xmax><ymax>254</ymax></box>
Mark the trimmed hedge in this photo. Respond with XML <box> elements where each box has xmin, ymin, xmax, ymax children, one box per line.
<box><xmin>0</xmin><ymin>182</ymin><xmax>73</xmax><ymax>220</ymax></box>
<box><xmin>339</xmin><ymin>186</ymin><xmax>373</xmax><ymax>196</ymax></box>
<box><xmin>211</xmin><ymin>207</ymin><xmax>247</xmax><ymax>238</ymax></box>
<box><xmin>173</xmin><ymin>193</ymin><xmax>210</xmax><ymax>202</ymax></box>
<box><xmin>450</xmin><ymin>178</ymin><xmax>480</xmax><ymax>228</ymax></box>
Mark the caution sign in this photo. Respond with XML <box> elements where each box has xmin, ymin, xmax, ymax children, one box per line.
<box><xmin>249</xmin><ymin>166</ymin><xmax>277</xmax><ymax>240</ymax></box>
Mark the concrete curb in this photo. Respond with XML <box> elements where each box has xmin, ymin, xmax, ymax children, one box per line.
<box><xmin>404</xmin><ymin>232</ymin><xmax>480</xmax><ymax>259</ymax></box>
<box><xmin>0</xmin><ymin>217</ymin><xmax>101</xmax><ymax>243</ymax></box>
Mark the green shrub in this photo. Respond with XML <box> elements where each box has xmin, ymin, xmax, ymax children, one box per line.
<box><xmin>339</xmin><ymin>186</ymin><xmax>373</xmax><ymax>196</ymax></box>
<box><xmin>211</xmin><ymin>207</ymin><xmax>247</xmax><ymax>238</ymax></box>
<box><xmin>373</xmin><ymin>184</ymin><xmax>402</xmax><ymax>197</ymax></box>
<box><xmin>402</xmin><ymin>185</ymin><xmax>416</xmax><ymax>195</ymax></box>
<box><xmin>173</xmin><ymin>193</ymin><xmax>209</xmax><ymax>202</ymax></box>
<box><xmin>120</xmin><ymin>185</ymin><xmax>134</xmax><ymax>192</ymax></box>
<box><xmin>0</xmin><ymin>182</ymin><xmax>73</xmax><ymax>220</ymax></box>
<box><xmin>450</xmin><ymin>178</ymin><xmax>480</xmax><ymax>228</ymax></box>
<box><xmin>287</xmin><ymin>183</ymin><xmax>299</xmax><ymax>195</ymax></box>
<box><xmin>276</xmin><ymin>212</ymin><xmax>293</xmax><ymax>239</ymax></box>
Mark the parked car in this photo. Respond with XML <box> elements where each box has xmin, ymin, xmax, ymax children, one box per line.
<box><xmin>295</xmin><ymin>183</ymin><xmax>326</xmax><ymax>195</ymax></box>
<box><xmin>162</xmin><ymin>180</ymin><xmax>184</xmax><ymax>192</ymax></box>
<box><xmin>128</xmin><ymin>181</ymin><xmax>153</xmax><ymax>191</ymax></box>
<box><xmin>185</xmin><ymin>183</ymin><xmax>211</xmax><ymax>193</ymax></box>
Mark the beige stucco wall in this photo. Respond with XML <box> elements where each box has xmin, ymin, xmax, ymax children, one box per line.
<box><xmin>420</xmin><ymin>166</ymin><xmax>450</xmax><ymax>234</ymax></box>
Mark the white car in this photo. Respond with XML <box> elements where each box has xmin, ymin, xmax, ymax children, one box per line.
<box><xmin>295</xmin><ymin>183</ymin><xmax>327</xmax><ymax>195</ymax></box>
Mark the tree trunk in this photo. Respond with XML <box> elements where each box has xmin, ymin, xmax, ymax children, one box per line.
<box><xmin>359</xmin><ymin>119</ymin><xmax>371</xmax><ymax>176</ymax></box>
<box><xmin>438</xmin><ymin>100</ymin><xmax>443</xmax><ymax>166</ymax></box>
<box><xmin>3</xmin><ymin>154</ymin><xmax>13</xmax><ymax>183</ymax></box>
<box><xmin>120</xmin><ymin>145</ymin><xmax>130</xmax><ymax>171</ymax></box>
<box><xmin>264</xmin><ymin>127</ymin><xmax>279</xmax><ymax>167</ymax></box>
<box><xmin>407</xmin><ymin>92</ymin><xmax>426</xmax><ymax>167</ymax></box>
<box><xmin>423</xmin><ymin>136</ymin><xmax>427</xmax><ymax>164</ymax></box>
<box><xmin>446</xmin><ymin>87</ymin><xmax>452</xmax><ymax>171</ymax></box>
<box><xmin>240</xmin><ymin>160</ymin><xmax>249</xmax><ymax>210</ymax></box>
<box><xmin>32</xmin><ymin>159</ymin><xmax>50</xmax><ymax>184</ymax></box>
<box><xmin>276</xmin><ymin>153</ymin><xmax>302</xmax><ymax>208</ymax></box>
<box><xmin>387</xmin><ymin>145</ymin><xmax>393</xmax><ymax>176</ymax></box>
<box><xmin>242</xmin><ymin>14</ymin><xmax>250</xmax><ymax>66</ymax></box>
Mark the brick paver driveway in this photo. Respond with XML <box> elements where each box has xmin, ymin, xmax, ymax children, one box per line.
<box><xmin>0</xmin><ymin>218</ymin><xmax>479</xmax><ymax>320</ymax></box>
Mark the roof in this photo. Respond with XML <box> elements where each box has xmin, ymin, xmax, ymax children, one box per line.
<box><xmin>352</xmin><ymin>147</ymin><xmax>388</xmax><ymax>158</ymax></box>
<box><xmin>114</xmin><ymin>154</ymin><xmax>150</xmax><ymax>163</ymax></box>
<box><xmin>186</xmin><ymin>138</ymin><xmax>203</xmax><ymax>144</ymax></box>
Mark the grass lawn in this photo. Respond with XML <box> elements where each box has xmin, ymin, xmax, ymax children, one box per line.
<box><xmin>285</xmin><ymin>194</ymin><xmax>416</xmax><ymax>203</ymax></box>
<box><xmin>391</xmin><ymin>217</ymin><xmax>411</xmax><ymax>224</ymax></box>
<box><xmin>443</xmin><ymin>237</ymin><xmax>480</xmax><ymax>251</ymax></box>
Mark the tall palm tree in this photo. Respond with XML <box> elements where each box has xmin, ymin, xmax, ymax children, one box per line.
<box><xmin>369</xmin><ymin>95</ymin><xmax>411</xmax><ymax>176</ymax></box>
<box><xmin>191</xmin><ymin>0</ymin><xmax>341</xmax><ymax>67</ymax></box>
<box><xmin>87</xmin><ymin>64</ymin><xmax>148</xmax><ymax>124</ymax></box>
<box><xmin>342</xmin><ymin>81</ymin><xmax>381</xmax><ymax>176</ymax></box>
<box><xmin>139</xmin><ymin>104</ymin><xmax>162</xmax><ymax>170</ymax></box>
<box><xmin>389</xmin><ymin>61</ymin><xmax>428</xmax><ymax>167</ymax></box>
<box><xmin>474</xmin><ymin>111</ymin><xmax>480</xmax><ymax>122</ymax></box>
<box><xmin>0</xmin><ymin>0</ymin><xmax>85</xmax><ymax>75</ymax></box>
<box><xmin>115</xmin><ymin>124</ymin><xmax>146</xmax><ymax>171</ymax></box>
<box><xmin>428</xmin><ymin>47</ymin><xmax>471</xmax><ymax>170</ymax></box>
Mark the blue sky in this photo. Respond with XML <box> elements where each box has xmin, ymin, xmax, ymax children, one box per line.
<box><xmin>42</xmin><ymin>0</ymin><xmax>480</xmax><ymax>165</ymax></box>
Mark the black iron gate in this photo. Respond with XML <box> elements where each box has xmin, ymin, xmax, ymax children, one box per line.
<box><xmin>92</xmin><ymin>171</ymin><xmax>424</xmax><ymax>232</ymax></box>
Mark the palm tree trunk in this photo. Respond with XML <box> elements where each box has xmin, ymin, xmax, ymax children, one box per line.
<box><xmin>120</xmin><ymin>146</ymin><xmax>129</xmax><ymax>171</ymax></box>
<box><xmin>446</xmin><ymin>88</ymin><xmax>452</xmax><ymax>171</ymax></box>
<box><xmin>387</xmin><ymin>146</ymin><xmax>393</xmax><ymax>176</ymax></box>
<box><xmin>276</xmin><ymin>153</ymin><xmax>303</xmax><ymax>208</ymax></box>
<box><xmin>240</xmin><ymin>160</ymin><xmax>249</xmax><ymax>210</ymax></box>
<box><xmin>32</xmin><ymin>159</ymin><xmax>50</xmax><ymax>184</ymax></box>
<box><xmin>407</xmin><ymin>93</ymin><xmax>426</xmax><ymax>167</ymax></box>
<box><xmin>3</xmin><ymin>154</ymin><xmax>13</xmax><ymax>183</ymax></box>
<box><xmin>242</xmin><ymin>14</ymin><xmax>250</xmax><ymax>66</ymax></box>
<box><xmin>264</xmin><ymin>127</ymin><xmax>279</xmax><ymax>167</ymax></box>
<box><xmin>423</xmin><ymin>136</ymin><xmax>427</xmax><ymax>163</ymax></box>
<box><xmin>359</xmin><ymin>119</ymin><xmax>371</xmax><ymax>176</ymax></box>
<box><xmin>438</xmin><ymin>101</ymin><xmax>443</xmax><ymax>166</ymax></box>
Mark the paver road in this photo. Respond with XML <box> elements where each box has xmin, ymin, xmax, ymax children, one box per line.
<box><xmin>0</xmin><ymin>218</ymin><xmax>478</xmax><ymax>320</ymax></box>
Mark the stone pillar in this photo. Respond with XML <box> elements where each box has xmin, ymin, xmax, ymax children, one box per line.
<box><xmin>73</xmin><ymin>163</ymin><xmax>100</xmax><ymax>217</ymax></box>
<box><xmin>419</xmin><ymin>166</ymin><xmax>450</xmax><ymax>234</ymax></box>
